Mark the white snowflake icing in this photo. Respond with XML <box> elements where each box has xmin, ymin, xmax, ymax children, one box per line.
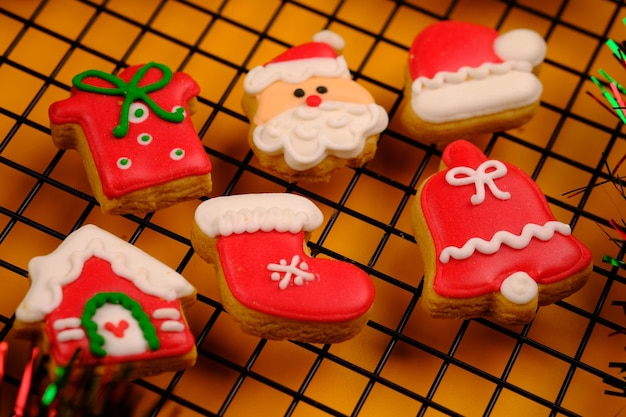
<box><xmin>268</xmin><ymin>255</ymin><xmax>315</xmax><ymax>290</ymax></box>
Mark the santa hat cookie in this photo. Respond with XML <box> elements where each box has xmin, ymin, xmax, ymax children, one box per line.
<box><xmin>191</xmin><ymin>193</ymin><xmax>375</xmax><ymax>343</ymax></box>
<box><xmin>401</xmin><ymin>21</ymin><xmax>546</xmax><ymax>146</ymax></box>
<box><xmin>14</xmin><ymin>224</ymin><xmax>197</xmax><ymax>380</ymax></box>
<box><xmin>49</xmin><ymin>62</ymin><xmax>212</xmax><ymax>215</ymax></box>
<box><xmin>412</xmin><ymin>140</ymin><xmax>592</xmax><ymax>325</ymax></box>
<box><xmin>241</xmin><ymin>31</ymin><xmax>388</xmax><ymax>183</ymax></box>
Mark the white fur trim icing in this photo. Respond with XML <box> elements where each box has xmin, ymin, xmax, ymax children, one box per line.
<box><xmin>194</xmin><ymin>193</ymin><xmax>324</xmax><ymax>238</ymax></box>
<box><xmin>493</xmin><ymin>29</ymin><xmax>546</xmax><ymax>67</ymax></box>
<box><xmin>313</xmin><ymin>30</ymin><xmax>346</xmax><ymax>51</ymax></box>
<box><xmin>244</xmin><ymin>56</ymin><xmax>350</xmax><ymax>95</ymax></box>
<box><xmin>411</xmin><ymin>69</ymin><xmax>542</xmax><ymax>123</ymax></box>
<box><xmin>500</xmin><ymin>271</ymin><xmax>538</xmax><ymax>304</ymax></box>
<box><xmin>15</xmin><ymin>224</ymin><xmax>195</xmax><ymax>323</ymax></box>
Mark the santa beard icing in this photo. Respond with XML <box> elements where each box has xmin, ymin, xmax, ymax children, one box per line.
<box><xmin>252</xmin><ymin>100</ymin><xmax>388</xmax><ymax>171</ymax></box>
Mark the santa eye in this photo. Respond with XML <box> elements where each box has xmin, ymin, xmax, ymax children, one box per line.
<box><xmin>293</xmin><ymin>88</ymin><xmax>305</xmax><ymax>98</ymax></box>
<box><xmin>316</xmin><ymin>86</ymin><xmax>328</xmax><ymax>94</ymax></box>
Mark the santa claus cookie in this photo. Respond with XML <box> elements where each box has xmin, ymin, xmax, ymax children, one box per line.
<box><xmin>49</xmin><ymin>62</ymin><xmax>212</xmax><ymax>215</ymax></box>
<box><xmin>401</xmin><ymin>21</ymin><xmax>546</xmax><ymax>146</ymax></box>
<box><xmin>14</xmin><ymin>224</ymin><xmax>197</xmax><ymax>380</ymax></box>
<box><xmin>412</xmin><ymin>140</ymin><xmax>592</xmax><ymax>325</ymax></box>
<box><xmin>191</xmin><ymin>193</ymin><xmax>375</xmax><ymax>343</ymax></box>
<box><xmin>242</xmin><ymin>31</ymin><xmax>388</xmax><ymax>183</ymax></box>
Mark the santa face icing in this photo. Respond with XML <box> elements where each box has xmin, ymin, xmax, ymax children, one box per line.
<box><xmin>408</xmin><ymin>21</ymin><xmax>546</xmax><ymax>123</ymax></box>
<box><xmin>419</xmin><ymin>140</ymin><xmax>591</xmax><ymax>305</ymax></box>
<box><xmin>243</xmin><ymin>31</ymin><xmax>388</xmax><ymax>172</ymax></box>
<box><xmin>16</xmin><ymin>225</ymin><xmax>196</xmax><ymax>368</ymax></box>
<box><xmin>49</xmin><ymin>62</ymin><xmax>211</xmax><ymax>199</ymax></box>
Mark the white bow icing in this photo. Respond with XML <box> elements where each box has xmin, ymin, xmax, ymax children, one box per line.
<box><xmin>445</xmin><ymin>159</ymin><xmax>511</xmax><ymax>205</ymax></box>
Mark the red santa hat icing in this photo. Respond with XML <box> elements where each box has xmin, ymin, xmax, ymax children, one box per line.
<box><xmin>244</xmin><ymin>30</ymin><xmax>350</xmax><ymax>95</ymax></box>
<box><xmin>408</xmin><ymin>21</ymin><xmax>546</xmax><ymax>123</ymax></box>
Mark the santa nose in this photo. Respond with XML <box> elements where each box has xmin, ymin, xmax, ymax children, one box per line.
<box><xmin>306</xmin><ymin>95</ymin><xmax>322</xmax><ymax>107</ymax></box>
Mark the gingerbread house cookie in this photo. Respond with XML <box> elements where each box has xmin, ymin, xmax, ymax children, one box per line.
<box><xmin>412</xmin><ymin>140</ymin><xmax>592</xmax><ymax>325</ymax></box>
<box><xmin>15</xmin><ymin>224</ymin><xmax>197</xmax><ymax>379</ymax></box>
<box><xmin>191</xmin><ymin>193</ymin><xmax>375</xmax><ymax>343</ymax></box>
<box><xmin>401</xmin><ymin>21</ymin><xmax>546</xmax><ymax>146</ymax></box>
<box><xmin>49</xmin><ymin>62</ymin><xmax>212</xmax><ymax>215</ymax></box>
<box><xmin>242</xmin><ymin>31</ymin><xmax>388</xmax><ymax>183</ymax></box>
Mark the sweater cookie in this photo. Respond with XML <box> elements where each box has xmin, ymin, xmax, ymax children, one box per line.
<box><xmin>400</xmin><ymin>21</ymin><xmax>546</xmax><ymax>147</ymax></box>
<box><xmin>191</xmin><ymin>193</ymin><xmax>375</xmax><ymax>343</ymax></box>
<box><xmin>412</xmin><ymin>140</ymin><xmax>592</xmax><ymax>325</ymax></box>
<box><xmin>242</xmin><ymin>30</ymin><xmax>388</xmax><ymax>183</ymax></box>
<box><xmin>49</xmin><ymin>62</ymin><xmax>212</xmax><ymax>215</ymax></box>
<box><xmin>14</xmin><ymin>224</ymin><xmax>197</xmax><ymax>380</ymax></box>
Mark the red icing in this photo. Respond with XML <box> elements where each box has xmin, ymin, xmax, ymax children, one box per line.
<box><xmin>408</xmin><ymin>21</ymin><xmax>502</xmax><ymax>80</ymax></box>
<box><xmin>104</xmin><ymin>320</ymin><xmax>129</xmax><ymax>338</ymax></box>
<box><xmin>216</xmin><ymin>230</ymin><xmax>374</xmax><ymax>322</ymax></box>
<box><xmin>44</xmin><ymin>257</ymin><xmax>195</xmax><ymax>366</ymax></box>
<box><xmin>420</xmin><ymin>140</ymin><xmax>592</xmax><ymax>298</ymax></box>
<box><xmin>49</xmin><ymin>64</ymin><xmax>211</xmax><ymax>199</ymax></box>
<box><xmin>267</xmin><ymin>41</ymin><xmax>338</xmax><ymax>65</ymax></box>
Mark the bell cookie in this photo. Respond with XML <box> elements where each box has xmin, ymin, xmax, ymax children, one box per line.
<box><xmin>412</xmin><ymin>140</ymin><xmax>592</xmax><ymax>325</ymax></box>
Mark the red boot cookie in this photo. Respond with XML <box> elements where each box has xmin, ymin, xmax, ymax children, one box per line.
<box><xmin>412</xmin><ymin>140</ymin><xmax>592</xmax><ymax>325</ymax></box>
<box><xmin>14</xmin><ymin>224</ymin><xmax>197</xmax><ymax>379</ymax></box>
<box><xmin>192</xmin><ymin>193</ymin><xmax>375</xmax><ymax>343</ymax></box>
<box><xmin>49</xmin><ymin>62</ymin><xmax>212</xmax><ymax>215</ymax></box>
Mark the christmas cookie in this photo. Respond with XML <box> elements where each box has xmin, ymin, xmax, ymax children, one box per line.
<box><xmin>242</xmin><ymin>30</ymin><xmax>388</xmax><ymax>183</ymax></box>
<box><xmin>191</xmin><ymin>193</ymin><xmax>375</xmax><ymax>343</ymax></box>
<box><xmin>412</xmin><ymin>140</ymin><xmax>592</xmax><ymax>325</ymax></box>
<box><xmin>49</xmin><ymin>62</ymin><xmax>212</xmax><ymax>215</ymax></box>
<box><xmin>401</xmin><ymin>21</ymin><xmax>546</xmax><ymax>147</ymax></box>
<box><xmin>15</xmin><ymin>224</ymin><xmax>197</xmax><ymax>379</ymax></box>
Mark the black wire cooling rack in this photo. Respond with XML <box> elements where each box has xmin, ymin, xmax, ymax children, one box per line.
<box><xmin>2</xmin><ymin>0</ymin><xmax>626</xmax><ymax>416</ymax></box>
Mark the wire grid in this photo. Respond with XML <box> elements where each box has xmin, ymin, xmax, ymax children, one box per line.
<box><xmin>1</xmin><ymin>0</ymin><xmax>626</xmax><ymax>415</ymax></box>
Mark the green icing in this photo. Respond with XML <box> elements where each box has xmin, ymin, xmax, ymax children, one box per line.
<box><xmin>81</xmin><ymin>292</ymin><xmax>160</xmax><ymax>357</ymax></box>
<box><xmin>72</xmin><ymin>62</ymin><xmax>185</xmax><ymax>139</ymax></box>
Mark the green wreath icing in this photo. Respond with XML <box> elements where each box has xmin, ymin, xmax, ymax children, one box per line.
<box><xmin>81</xmin><ymin>292</ymin><xmax>160</xmax><ymax>357</ymax></box>
<box><xmin>72</xmin><ymin>61</ymin><xmax>185</xmax><ymax>138</ymax></box>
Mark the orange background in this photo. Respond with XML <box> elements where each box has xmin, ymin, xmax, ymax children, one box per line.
<box><xmin>1</xmin><ymin>0</ymin><xmax>626</xmax><ymax>416</ymax></box>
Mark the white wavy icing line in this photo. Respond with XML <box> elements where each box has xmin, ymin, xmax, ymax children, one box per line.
<box><xmin>439</xmin><ymin>221</ymin><xmax>571</xmax><ymax>263</ymax></box>
<box><xmin>412</xmin><ymin>60</ymin><xmax>533</xmax><ymax>94</ymax></box>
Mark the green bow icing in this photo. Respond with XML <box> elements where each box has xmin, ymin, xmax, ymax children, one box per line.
<box><xmin>72</xmin><ymin>62</ymin><xmax>185</xmax><ymax>138</ymax></box>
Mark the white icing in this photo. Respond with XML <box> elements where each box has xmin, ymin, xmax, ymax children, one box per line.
<box><xmin>57</xmin><ymin>328</ymin><xmax>86</xmax><ymax>342</ymax></box>
<box><xmin>137</xmin><ymin>132</ymin><xmax>152</xmax><ymax>145</ymax></box>
<box><xmin>446</xmin><ymin>159</ymin><xmax>511</xmax><ymax>205</ymax></box>
<box><xmin>252</xmin><ymin>100</ymin><xmax>388</xmax><ymax>171</ymax></box>
<box><xmin>244</xmin><ymin>56</ymin><xmax>350</xmax><ymax>95</ymax></box>
<box><xmin>16</xmin><ymin>224</ymin><xmax>195</xmax><ymax>323</ymax></box>
<box><xmin>194</xmin><ymin>193</ymin><xmax>324</xmax><ymax>238</ymax></box>
<box><xmin>494</xmin><ymin>29</ymin><xmax>546</xmax><ymax>67</ymax></box>
<box><xmin>152</xmin><ymin>308</ymin><xmax>181</xmax><ymax>320</ymax></box>
<box><xmin>52</xmin><ymin>317</ymin><xmax>82</xmax><ymax>330</ymax></box>
<box><xmin>116</xmin><ymin>157</ymin><xmax>132</xmax><ymax>170</ymax></box>
<box><xmin>129</xmin><ymin>102</ymin><xmax>149</xmax><ymax>123</ymax></box>
<box><xmin>161</xmin><ymin>320</ymin><xmax>185</xmax><ymax>332</ymax></box>
<box><xmin>170</xmin><ymin>148</ymin><xmax>185</xmax><ymax>160</ymax></box>
<box><xmin>500</xmin><ymin>271</ymin><xmax>538</xmax><ymax>304</ymax></box>
<box><xmin>92</xmin><ymin>303</ymin><xmax>148</xmax><ymax>356</ymax></box>
<box><xmin>410</xmin><ymin>64</ymin><xmax>542</xmax><ymax>123</ymax></box>
<box><xmin>312</xmin><ymin>30</ymin><xmax>345</xmax><ymax>51</ymax></box>
<box><xmin>439</xmin><ymin>221</ymin><xmax>572</xmax><ymax>263</ymax></box>
<box><xmin>268</xmin><ymin>254</ymin><xmax>316</xmax><ymax>290</ymax></box>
